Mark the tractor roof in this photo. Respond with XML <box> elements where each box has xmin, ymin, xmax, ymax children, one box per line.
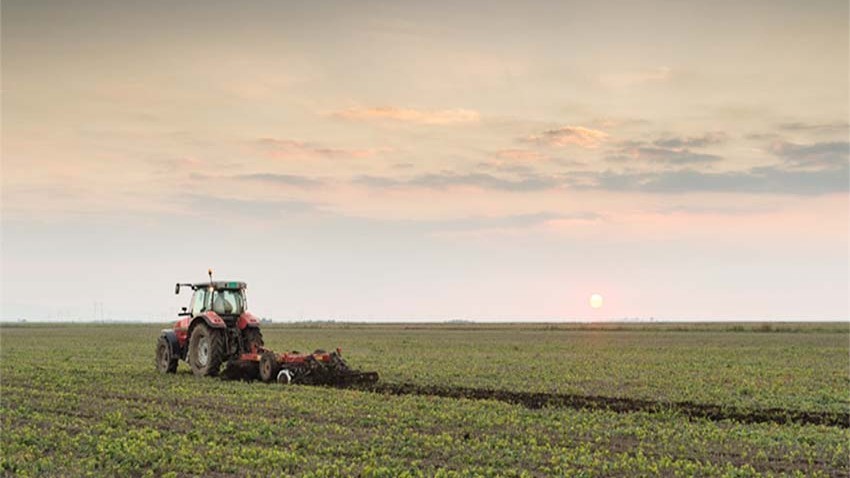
<box><xmin>192</xmin><ymin>281</ymin><xmax>247</xmax><ymax>290</ymax></box>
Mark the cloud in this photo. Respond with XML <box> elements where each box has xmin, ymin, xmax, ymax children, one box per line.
<box><xmin>235</xmin><ymin>173</ymin><xmax>323</xmax><ymax>187</ymax></box>
<box><xmin>748</xmin><ymin>123</ymin><xmax>848</xmax><ymax>141</ymax></box>
<box><xmin>522</xmin><ymin>126</ymin><xmax>608</xmax><ymax>148</ymax></box>
<box><xmin>332</xmin><ymin>107</ymin><xmax>481</xmax><ymax>125</ymax></box>
<box><xmin>354</xmin><ymin>172</ymin><xmax>560</xmax><ymax>192</ymax></box>
<box><xmin>778</xmin><ymin>122</ymin><xmax>849</xmax><ymax>134</ymax></box>
<box><xmin>410</xmin><ymin>173</ymin><xmax>560</xmax><ymax>192</ymax></box>
<box><xmin>608</xmin><ymin>146</ymin><xmax>723</xmax><ymax>165</ymax></box>
<box><xmin>475</xmin><ymin>161</ymin><xmax>537</xmax><ymax>175</ymax></box>
<box><xmin>590</xmin><ymin>117</ymin><xmax>650</xmax><ymax>129</ymax></box>
<box><xmin>255</xmin><ymin>138</ymin><xmax>390</xmax><ymax>159</ymax></box>
<box><xmin>584</xmin><ymin>164</ymin><xmax>848</xmax><ymax>195</ymax></box>
<box><xmin>653</xmin><ymin>132</ymin><xmax>727</xmax><ymax>149</ymax></box>
<box><xmin>654</xmin><ymin>204</ymin><xmax>779</xmax><ymax>216</ymax></box>
<box><xmin>181</xmin><ymin>194</ymin><xmax>321</xmax><ymax>216</ymax></box>
<box><xmin>494</xmin><ymin>149</ymin><xmax>548</xmax><ymax>161</ymax></box>
<box><xmin>354</xmin><ymin>138</ymin><xmax>847</xmax><ymax>195</ymax></box>
<box><xmin>355</xmin><ymin>161</ymin><xmax>846</xmax><ymax>195</ymax></box>
<box><xmin>745</xmin><ymin>132</ymin><xmax>781</xmax><ymax>141</ymax></box>
<box><xmin>490</xmin><ymin>149</ymin><xmax>587</xmax><ymax>169</ymax></box>
<box><xmin>769</xmin><ymin>141</ymin><xmax>849</xmax><ymax>170</ymax></box>
<box><xmin>353</xmin><ymin>175</ymin><xmax>405</xmax><ymax>188</ymax></box>
<box><xmin>359</xmin><ymin>161</ymin><xmax>847</xmax><ymax>196</ymax></box>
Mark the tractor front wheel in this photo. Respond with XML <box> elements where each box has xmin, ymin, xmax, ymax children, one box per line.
<box><xmin>188</xmin><ymin>324</ymin><xmax>225</xmax><ymax>377</ymax></box>
<box><xmin>155</xmin><ymin>336</ymin><xmax>178</xmax><ymax>373</ymax></box>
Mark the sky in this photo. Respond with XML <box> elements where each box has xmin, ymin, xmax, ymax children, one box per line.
<box><xmin>1</xmin><ymin>0</ymin><xmax>848</xmax><ymax>321</ymax></box>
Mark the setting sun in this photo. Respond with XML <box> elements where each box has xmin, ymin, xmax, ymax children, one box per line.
<box><xmin>590</xmin><ymin>294</ymin><xmax>604</xmax><ymax>309</ymax></box>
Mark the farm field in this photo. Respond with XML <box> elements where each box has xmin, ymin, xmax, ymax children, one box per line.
<box><xmin>1</xmin><ymin>323</ymin><xmax>848</xmax><ymax>477</ymax></box>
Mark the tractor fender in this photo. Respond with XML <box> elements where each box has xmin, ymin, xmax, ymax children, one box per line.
<box><xmin>160</xmin><ymin>329</ymin><xmax>181</xmax><ymax>358</ymax></box>
<box><xmin>189</xmin><ymin>312</ymin><xmax>227</xmax><ymax>334</ymax></box>
<box><xmin>237</xmin><ymin>312</ymin><xmax>261</xmax><ymax>330</ymax></box>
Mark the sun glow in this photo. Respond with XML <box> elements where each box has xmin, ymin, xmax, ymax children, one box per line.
<box><xmin>590</xmin><ymin>294</ymin><xmax>604</xmax><ymax>309</ymax></box>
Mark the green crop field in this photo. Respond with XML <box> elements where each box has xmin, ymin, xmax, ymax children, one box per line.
<box><xmin>2</xmin><ymin>323</ymin><xmax>848</xmax><ymax>477</ymax></box>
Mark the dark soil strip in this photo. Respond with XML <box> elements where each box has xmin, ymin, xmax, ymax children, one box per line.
<box><xmin>355</xmin><ymin>382</ymin><xmax>850</xmax><ymax>428</ymax></box>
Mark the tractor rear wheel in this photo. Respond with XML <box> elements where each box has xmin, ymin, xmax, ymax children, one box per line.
<box><xmin>259</xmin><ymin>351</ymin><xmax>280</xmax><ymax>383</ymax></box>
<box><xmin>188</xmin><ymin>324</ymin><xmax>225</xmax><ymax>377</ymax></box>
<box><xmin>242</xmin><ymin>327</ymin><xmax>264</xmax><ymax>353</ymax></box>
<box><xmin>155</xmin><ymin>336</ymin><xmax>178</xmax><ymax>373</ymax></box>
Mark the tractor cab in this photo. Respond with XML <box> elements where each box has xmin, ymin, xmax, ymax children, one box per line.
<box><xmin>177</xmin><ymin>281</ymin><xmax>248</xmax><ymax>325</ymax></box>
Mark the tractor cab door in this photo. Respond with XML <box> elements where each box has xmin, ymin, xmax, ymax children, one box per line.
<box><xmin>190</xmin><ymin>288</ymin><xmax>210</xmax><ymax>316</ymax></box>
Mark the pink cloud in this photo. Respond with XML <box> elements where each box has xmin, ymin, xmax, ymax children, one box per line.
<box><xmin>590</xmin><ymin>117</ymin><xmax>650</xmax><ymax>129</ymax></box>
<box><xmin>523</xmin><ymin>126</ymin><xmax>608</xmax><ymax>149</ymax></box>
<box><xmin>256</xmin><ymin>138</ymin><xmax>392</xmax><ymax>159</ymax></box>
<box><xmin>333</xmin><ymin>107</ymin><xmax>480</xmax><ymax>125</ymax></box>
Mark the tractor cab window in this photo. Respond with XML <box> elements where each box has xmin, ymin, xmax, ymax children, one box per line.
<box><xmin>190</xmin><ymin>288</ymin><xmax>209</xmax><ymax>316</ymax></box>
<box><xmin>212</xmin><ymin>289</ymin><xmax>245</xmax><ymax>316</ymax></box>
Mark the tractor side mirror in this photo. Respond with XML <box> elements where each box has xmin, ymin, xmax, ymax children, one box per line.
<box><xmin>174</xmin><ymin>283</ymin><xmax>180</xmax><ymax>295</ymax></box>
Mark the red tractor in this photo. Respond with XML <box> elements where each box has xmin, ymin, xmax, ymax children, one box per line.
<box><xmin>156</xmin><ymin>271</ymin><xmax>378</xmax><ymax>386</ymax></box>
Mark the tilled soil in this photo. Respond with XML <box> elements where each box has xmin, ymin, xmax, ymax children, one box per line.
<box><xmin>356</xmin><ymin>382</ymin><xmax>850</xmax><ymax>428</ymax></box>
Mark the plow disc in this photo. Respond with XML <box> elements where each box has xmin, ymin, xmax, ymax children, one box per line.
<box><xmin>224</xmin><ymin>347</ymin><xmax>379</xmax><ymax>387</ymax></box>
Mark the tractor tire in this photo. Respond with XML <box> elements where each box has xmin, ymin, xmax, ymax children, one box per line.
<box><xmin>155</xmin><ymin>336</ymin><xmax>178</xmax><ymax>373</ymax></box>
<box><xmin>188</xmin><ymin>324</ymin><xmax>225</xmax><ymax>377</ymax></box>
<box><xmin>259</xmin><ymin>351</ymin><xmax>281</xmax><ymax>383</ymax></box>
<box><xmin>242</xmin><ymin>327</ymin><xmax>264</xmax><ymax>353</ymax></box>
